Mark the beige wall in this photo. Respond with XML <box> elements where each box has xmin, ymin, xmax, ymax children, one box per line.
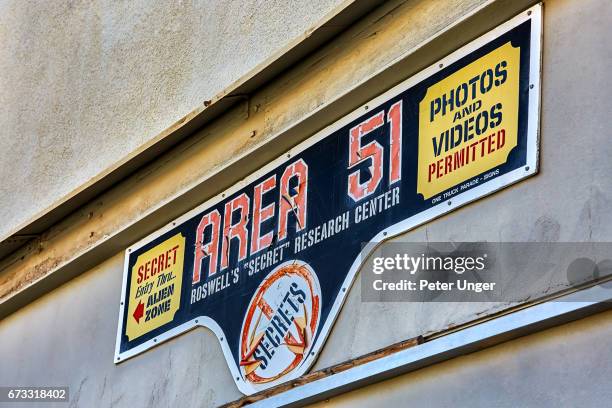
<box><xmin>0</xmin><ymin>0</ymin><xmax>611</xmax><ymax>407</ymax></box>
<box><xmin>0</xmin><ymin>0</ymin><xmax>345</xmax><ymax>240</ymax></box>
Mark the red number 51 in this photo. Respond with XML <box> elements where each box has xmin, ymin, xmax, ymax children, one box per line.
<box><xmin>348</xmin><ymin>100</ymin><xmax>402</xmax><ymax>201</ymax></box>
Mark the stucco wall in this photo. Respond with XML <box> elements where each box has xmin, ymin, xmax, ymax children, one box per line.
<box><xmin>0</xmin><ymin>0</ymin><xmax>611</xmax><ymax>407</ymax></box>
<box><xmin>0</xmin><ymin>0</ymin><xmax>345</xmax><ymax>240</ymax></box>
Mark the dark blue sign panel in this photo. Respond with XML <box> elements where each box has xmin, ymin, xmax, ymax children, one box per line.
<box><xmin>115</xmin><ymin>9</ymin><xmax>541</xmax><ymax>395</ymax></box>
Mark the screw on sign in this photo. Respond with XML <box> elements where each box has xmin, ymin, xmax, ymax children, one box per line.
<box><xmin>239</xmin><ymin>261</ymin><xmax>321</xmax><ymax>384</ymax></box>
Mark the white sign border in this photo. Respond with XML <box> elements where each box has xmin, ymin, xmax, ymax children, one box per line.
<box><xmin>114</xmin><ymin>4</ymin><xmax>542</xmax><ymax>396</ymax></box>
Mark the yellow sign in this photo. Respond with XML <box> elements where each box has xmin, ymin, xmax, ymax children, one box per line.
<box><xmin>417</xmin><ymin>42</ymin><xmax>520</xmax><ymax>199</ymax></box>
<box><xmin>126</xmin><ymin>233</ymin><xmax>185</xmax><ymax>340</ymax></box>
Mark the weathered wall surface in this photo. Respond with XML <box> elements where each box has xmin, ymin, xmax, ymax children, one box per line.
<box><xmin>0</xmin><ymin>0</ymin><xmax>611</xmax><ymax>407</ymax></box>
<box><xmin>0</xmin><ymin>0</ymin><xmax>344</xmax><ymax>240</ymax></box>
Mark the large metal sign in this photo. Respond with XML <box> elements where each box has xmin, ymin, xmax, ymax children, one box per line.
<box><xmin>115</xmin><ymin>7</ymin><xmax>541</xmax><ymax>395</ymax></box>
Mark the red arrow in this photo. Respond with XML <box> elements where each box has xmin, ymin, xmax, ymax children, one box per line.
<box><xmin>133</xmin><ymin>300</ymin><xmax>144</xmax><ymax>323</ymax></box>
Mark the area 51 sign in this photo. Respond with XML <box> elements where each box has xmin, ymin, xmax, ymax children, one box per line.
<box><xmin>115</xmin><ymin>7</ymin><xmax>541</xmax><ymax>395</ymax></box>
